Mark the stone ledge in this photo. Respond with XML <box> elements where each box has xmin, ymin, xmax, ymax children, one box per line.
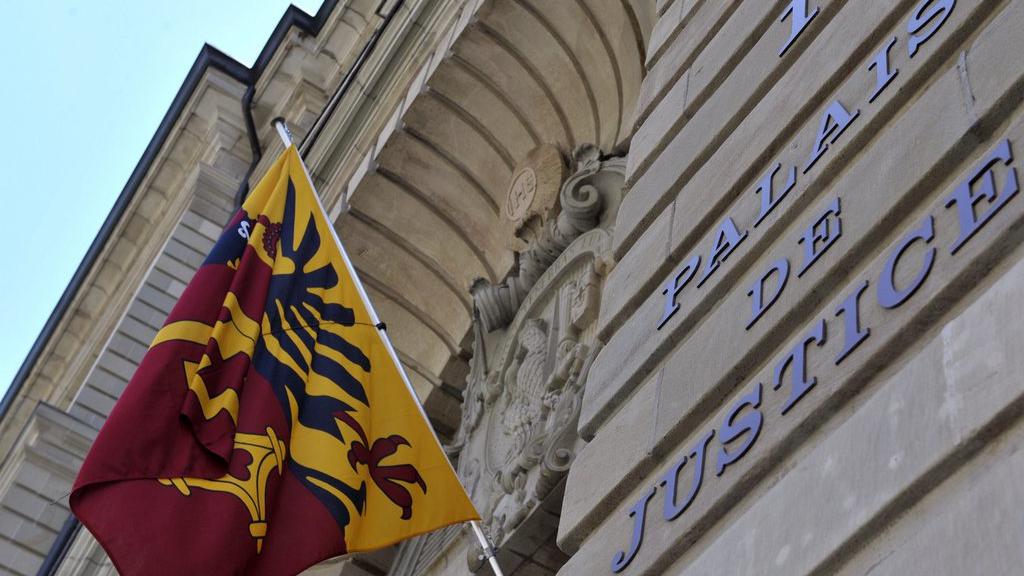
<box><xmin>558</xmin><ymin>369</ymin><xmax>662</xmax><ymax>551</ymax></box>
<box><xmin>631</xmin><ymin>0</ymin><xmax>738</xmax><ymax>134</ymax></box>
<box><xmin>628</xmin><ymin>0</ymin><xmax>818</xmax><ymax>188</ymax></box>
<box><xmin>834</xmin><ymin>417</ymin><xmax>1024</xmax><ymax>576</ymax></box>
<box><xmin>598</xmin><ymin>205</ymin><xmax>673</xmax><ymax>342</ymax></box>
<box><xmin>645</xmin><ymin>0</ymin><xmax>701</xmax><ymax>72</ymax></box>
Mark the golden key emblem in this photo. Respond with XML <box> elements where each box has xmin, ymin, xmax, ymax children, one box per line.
<box><xmin>160</xmin><ymin>427</ymin><xmax>286</xmax><ymax>553</ymax></box>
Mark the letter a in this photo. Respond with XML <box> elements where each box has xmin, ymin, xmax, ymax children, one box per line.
<box><xmin>805</xmin><ymin>100</ymin><xmax>860</xmax><ymax>172</ymax></box>
<box><xmin>698</xmin><ymin>217</ymin><xmax>748</xmax><ymax>287</ymax></box>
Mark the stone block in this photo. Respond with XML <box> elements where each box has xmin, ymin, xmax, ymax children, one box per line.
<box><xmin>629</xmin><ymin>0</ymin><xmax>798</xmax><ymax>185</ymax></box>
<box><xmin>597</xmin><ymin>204</ymin><xmax>673</xmax><ymax>342</ymax></box>
<box><xmin>579</xmin><ymin>287</ymin><xmax>665</xmax><ymax>439</ymax></box>
<box><xmin>3</xmin><ymin>484</ymin><xmax>48</xmax><ymax>523</ymax></box>
<box><xmin>12</xmin><ymin>460</ymin><xmax>50</xmax><ymax>494</ymax></box>
<box><xmin>67</xmin><ymin>403</ymin><xmax>105</xmax><ymax>432</ymax></box>
<box><xmin>836</xmin><ymin>427</ymin><xmax>1024</xmax><ymax>576</ymax></box>
<box><xmin>189</xmin><ymin>196</ymin><xmax>232</xmax><ymax>229</ymax></box>
<box><xmin>166</xmin><ymin>278</ymin><xmax>186</xmax><ymax>298</ymax></box>
<box><xmin>136</xmin><ymin>190</ymin><xmax>168</xmax><ymax>225</ymax></box>
<box><xmin>79</xmin><ymin>285</ymin><xmax>110</xmax><ymax>320</ymax></box>
<box><xmin>633</xmin><ymin>0</ymin><xmax>740</xmax><ymax>130</ymax></box>
<box><xmin>164</xmin><ymin>237</ymin><xmax>205</xmax><ymax>270</ymax></box>
<box><xmin>196</xmin><ymin>216</ymin><xmax>225</xmax><ymax>243</ymax></box>
<box><xmin>0</xmin><ymin>537</ymin><xmax>42</xmax><ymax>576</ymax></box>
<box><xmin>30</xmin><ymin>488</ymin><xmax>70</xmax><ymax>528</ymax></box>
<box><xmin>625</xmin><ymin>68</ymin><xmax>688</xmax><ymax>181</ymax></box>
<box><xmin>0</xmin><ymin>507</ymin><xmax>26</xmax><ymax>541</ymax></box>
<box><xmin>121</xmin><ymin>214</ymin><xmax>152</xmax><ymax>246</ymax></box>
<box><xmin>155</xmin><ymin>252</ymin><xmax>198</xmax><ymax>285</ymax></box>
<box><xmin>10</xmin><ymin>511</ymin><xmax>57</xmax><ymax>554</ymax></box>
<box><xmin>74</xmin><ymin>386</ymin><xmax>116</xmax><ymax>421</ymax></box>
<box><xmin>559</xmin><ymin>369</ymin><xmax>661</xmax><ymax>551</ymax></box>
<box><xmin>91</xmin><ymin>260</ymin><xmax>129</xmax><ymax>304</ymax></box>
<box><xmin>96</xmin><ymin>350</ymin><xmax>139</xmax><ymax>383</ymax></box>
<box><xmin>107</xmin><ymin>333</ymin><xmax>146</xmax><ymax>365</ymax></box>
<box><xmin>170</xmin><ymin>224</ymin><xmax>215</xmax><ymax>258</ymax></box>
<box><xmin>145</xmin><ymin>268</ymin><xmax>176</xmax><ymax>294</ymax></box>
<box><xmin>656</xmin><ymin>0</ymin><xmax>677</xmax><ymax>17</ymax></box>
<box><xmin>646</xmin><ymin>0</ymin><xmax>698</xmax><ymax>71</ymax></box>
<box><xmin>50</xmin><ymin>334</ymin><xmax>82</xmax><ymax>373</ymax></box>
<box><xmin>117</xmin><ymin>316</ymin><xmax>157</xmax><ymax>350</ymax></box>
<box><xmin>127</xmin><ymin>299</ymin><xmax>166</xmax><ymax>332</ymax></box>
<box><xmin>137</xmin><ymin>283</ymin><xmax>177</xmax><ymax>316</ymax></box>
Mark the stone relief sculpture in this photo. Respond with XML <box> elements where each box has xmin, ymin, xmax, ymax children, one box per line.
<box><xmin>447</xmin><ymin>311</ymin><xmax>488</xmax><ymax>458</ymax></box>
<box><xmin>500</xmin><ymin>319</ymin><xmax>549</xmax><ymax>468</ymax></box>
<box><xmin>390</xmin><ymin>145</ymin><xmax>625</xmax><ymax>576</ymax></box>
<box><xmin>471</xmin><ymin>144</ymin><xmax>609</xmax><ymax>332</ymax></box>
<box><xmin>463</xmin><ymin>256</ymin><xmax>603</xmax><ymax>572</ymax></box>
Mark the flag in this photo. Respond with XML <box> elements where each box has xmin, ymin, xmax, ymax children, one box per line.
<box><xmin>71</xmin><ymin>145</ymin><xmax>479</xmax><ymax>575</ymax></box>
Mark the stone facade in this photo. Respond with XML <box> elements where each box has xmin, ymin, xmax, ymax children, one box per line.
<box><xmin>561</xmin><ymin>1</ymin><xmax>1024</xmax><ymax>575</ymax></box>
<box><xmin>2</xmin><ymin>0</ymin><xmax>1022</xmax><ymax>575</ymax></box>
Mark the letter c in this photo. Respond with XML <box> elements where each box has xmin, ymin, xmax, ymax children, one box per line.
<box><xmin>878</xmin><ymin>215</ymin><xmax>936</xmax><ymax>309</ymax></box>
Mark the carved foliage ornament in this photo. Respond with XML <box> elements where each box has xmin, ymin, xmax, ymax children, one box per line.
<box><xmin>473</xmin><ymin>144</ymin><xmax>619</xmax><ymax>332</ymax></box>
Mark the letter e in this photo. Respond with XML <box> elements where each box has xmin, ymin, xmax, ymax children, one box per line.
<box><xmin>945</xmin><ymin>139</ymin><xmax>1019</xmax><ymax>254</ymax></box>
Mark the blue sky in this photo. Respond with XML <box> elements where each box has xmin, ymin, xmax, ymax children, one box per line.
<box><xmin>0</xmin><ymin>1</ymin><xmax>323</xmax><ymax>398</ymax></box>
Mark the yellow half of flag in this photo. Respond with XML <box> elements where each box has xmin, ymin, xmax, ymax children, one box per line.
<box><xmin>236</xmin><ymin>145</ymin><xmax>480</xmax><ymax>552</ymax></box>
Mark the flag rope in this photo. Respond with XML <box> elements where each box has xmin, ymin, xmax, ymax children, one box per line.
<box><xmin>272</xmin><ymin>119</ymin><xmax>505</xmax><ymax>576</ymax></box>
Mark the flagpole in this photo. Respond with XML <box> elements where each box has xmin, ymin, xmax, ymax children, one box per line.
<box><xmin>271</xmin><ymin>119</ymin><xmax>505</xmax><ymax>576</ymax></box>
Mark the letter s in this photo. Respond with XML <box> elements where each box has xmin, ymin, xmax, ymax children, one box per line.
<box><xmin>908</xmin><ymin>0</ymin><xmax>954</xmax><ymax>58</ymax></box>
<box><xmin>715</xmin><ymin>383</ymin><xmax>764</xmax><ymax>476</ymax></box>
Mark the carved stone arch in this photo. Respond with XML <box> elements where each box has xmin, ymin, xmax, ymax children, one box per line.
<box><xmin>288</xmin><ymin>2</ymin><xmax>654</xmax><ymax>573</ymax></box>
<box><xmin>308</xmin><ymin>0</ymin><xmax>655</xmax><ymax>441</ymax></box>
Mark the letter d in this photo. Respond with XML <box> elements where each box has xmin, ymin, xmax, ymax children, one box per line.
<box><xmin>746</xmin><ymin>258</ymin><xmax>790</xmax><ymax>330</ymax></box>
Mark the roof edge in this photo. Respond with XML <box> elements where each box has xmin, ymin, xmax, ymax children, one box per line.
<box><xmin>0</xmin><ymin>0</ymin><xmax>340</xmax><ymax>422</ymax></box>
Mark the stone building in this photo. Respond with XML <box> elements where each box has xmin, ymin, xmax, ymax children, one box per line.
<box><xmin>1</xmin><ymin>0</ymin><xmax>1022</xmax><ymax>575</ymax></box>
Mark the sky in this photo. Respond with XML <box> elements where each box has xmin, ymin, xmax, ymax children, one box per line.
<box><xmin>0</xmin><ymin>0</ymin><xmax>324</xmax><ymax>399</ymax></box>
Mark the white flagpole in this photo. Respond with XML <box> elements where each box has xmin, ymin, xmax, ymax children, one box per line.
<box><xmin>272</xmin><ymin>119</ymin><xmax>505</xmax><ymax>576</ymax></box>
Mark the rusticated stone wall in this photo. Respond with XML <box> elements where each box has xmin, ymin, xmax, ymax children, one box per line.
<box><xmin>559</xmin><ymin>1</ymin><xmax>1024</xmax><ymax>575</ymax></box>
